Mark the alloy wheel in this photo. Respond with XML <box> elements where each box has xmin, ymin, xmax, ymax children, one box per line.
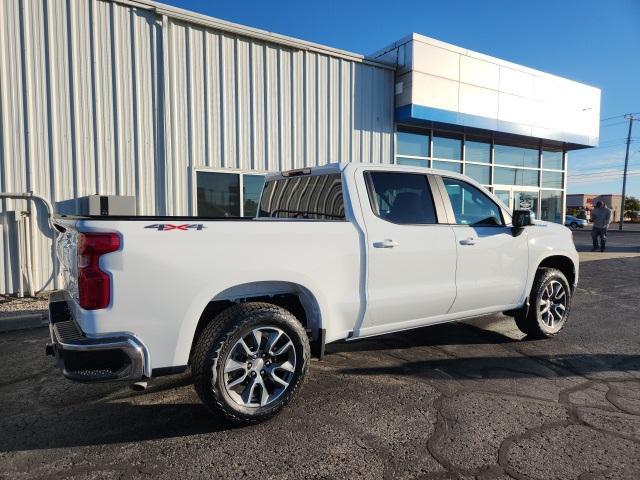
<box><xmin>539</xmin><ymin>280</ymin><xmax>566</xmax><ymax>328</ymax></box>
<box><xmin>222</xmin><ymin>327</ymin><xmax>296</xmax><ymax>408</ymax></box>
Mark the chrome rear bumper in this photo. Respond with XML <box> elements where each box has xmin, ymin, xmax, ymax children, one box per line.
<box><xmin>46</xmin><ymin>291</ymin><xmax>150</xmax><ymax>382</ymax></box>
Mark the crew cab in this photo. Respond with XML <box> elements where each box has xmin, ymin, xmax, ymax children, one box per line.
<box><xmin>47</xmin><ymin>163</ymin><xmax>578</xmax><ymax>424</ymax></box>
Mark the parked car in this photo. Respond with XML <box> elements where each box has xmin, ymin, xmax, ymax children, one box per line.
<box><xmin>565</xmin><ymin>215</ymin><xmax>587</xmax><ymax>229</ymax></box>
<box><xmin>47</xmin><ymin>163</ymin><xmax>579</xmax><ymax>424</ymax></box>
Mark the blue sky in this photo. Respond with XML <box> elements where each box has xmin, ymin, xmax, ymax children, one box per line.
<box><xmin>167</xmin><ymin>0</ymin><xmax>640</xmax><ymax>197</ymax></box>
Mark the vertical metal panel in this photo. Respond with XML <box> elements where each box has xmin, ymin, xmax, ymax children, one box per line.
<box><xmin>0</xmin><ymin>0</ymin><xmax>394</xmax><ymax>294</ymax></box>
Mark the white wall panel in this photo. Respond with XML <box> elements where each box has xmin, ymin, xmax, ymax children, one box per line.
<box><xmin>411</xmin><ymin>72</ymin><xmax>459</xmax><ymax>111</ymax></box>
<box><xmin>379</xmin><ymin>33</ymin><xmax>600</xmax><ymax>148</ymax></box>
<box><xmin>0</xmin><ymin>0</ymin><xmax>394</xmax><ymax>294</ymax></box>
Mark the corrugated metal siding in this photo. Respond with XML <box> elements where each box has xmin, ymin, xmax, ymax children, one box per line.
<box><xmin>0</xmin><ymin>0</ymin><xmax>394</xmax><ymax>294</ymax></box>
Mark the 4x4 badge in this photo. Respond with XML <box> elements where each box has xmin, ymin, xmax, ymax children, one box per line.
<box><xmin>145</xmin><ymin>224</ymin><xmax>206</xmax><ymax>231</ymax></box>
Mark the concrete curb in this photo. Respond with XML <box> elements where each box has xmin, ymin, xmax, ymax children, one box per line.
<box><xmin>0</xmin><ymin>313</ymin><xmax>48</xmax><ymax>333</ymax></box>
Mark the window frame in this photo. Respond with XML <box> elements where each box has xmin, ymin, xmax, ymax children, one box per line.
<box><xmin>193</xmin><ymin>167</ymin><xmax>266</xmax><ymax>217</ymax></box>
<box><xmin>363</xmin><ymin>170</ymin><xmax>440</xmax><ymax>226</ymax></box>
<box><xmin>437</xmin><ymin>175</ymin><xmax>507</xmax><ymax>227</ymax></box>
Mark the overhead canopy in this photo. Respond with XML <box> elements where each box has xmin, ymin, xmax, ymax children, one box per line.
<box><xmin>372</xmin><ymin>34</ymin><xmax>601</xmax><ymax>150</ymax></box>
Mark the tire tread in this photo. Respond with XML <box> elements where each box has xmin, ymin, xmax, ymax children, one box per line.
<box><xmin>191</xmin><ymin>302</ymin><xmax>310</xmax><ymax>425</ymax></box>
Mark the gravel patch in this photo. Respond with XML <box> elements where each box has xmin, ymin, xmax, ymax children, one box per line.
<box><xmin>0</xmin><ymin>294</ymin><xmax>49</xmax><ymax>320</ymax></box>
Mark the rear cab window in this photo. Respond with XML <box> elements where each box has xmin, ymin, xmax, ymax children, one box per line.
<box><xmin>258</xmin><ymin>173</ymin><xmax>346</xmax><ymax>220</ymax></box>
<box><xmin>365</xmin><ymin>171</ymin><xmax>437</xmax><ymax>224</ymax></box>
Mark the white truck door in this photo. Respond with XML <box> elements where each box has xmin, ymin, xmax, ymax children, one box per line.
<box><xmin>437</xmin><ymin>175</ymin><xmax>529</xmax><ymax>313</ymax></box>
<box><xmin>353</xmin><ymin>169</ymin><xmax>457</xmax><ymax>338</ymax></box>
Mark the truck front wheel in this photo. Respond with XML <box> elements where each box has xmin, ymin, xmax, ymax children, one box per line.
<box><xmin>514</xmin><ymin>268</ymin><xmax>572</xmax><ymax>338</ymax></box>
<box><xmin>192</xmin><ymin>302</ymin><xmax>310</xmax><ymax>425</ymax></box>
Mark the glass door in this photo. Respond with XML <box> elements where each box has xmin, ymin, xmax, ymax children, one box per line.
<box><xmin>493</xmin><ymin>187</ymin><xmax>539</xmax><ymax>217</ymax></box>
<box><xmin>513</xmin><ymin>190</ymin><xmax>539</xmax><ymax>217</ymax></box>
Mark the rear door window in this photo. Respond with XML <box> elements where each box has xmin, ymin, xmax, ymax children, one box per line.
<box><xmin>258</xmin><ymin>174</ymin><xmax>345</xmax><ymax>220</ymax></box>
<box><xmin>365</xmin><ymin>172</ymin><xmax>437</xmax><ymax>224</ymax></box>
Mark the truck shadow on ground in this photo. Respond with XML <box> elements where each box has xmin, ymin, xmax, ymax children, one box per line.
<box><xmin>335</xmin><ymin>352</ymin><xmax>640</xmax><ymax>381</ymax></box>
<box><xmin>325</xmin><ymin>320</ymin><xmax>519</xmax><ymax>355</ymax></box>
<box><xmin>2</xmin><ymin>320</ymin><xmax>638</xmax><ymax>454</ymax></box>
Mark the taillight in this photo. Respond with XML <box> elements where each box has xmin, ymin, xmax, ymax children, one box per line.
<box><xmin>77</xmin><ymin>233</ymin><xmax>120</xmax><ymax>310</ymax></box>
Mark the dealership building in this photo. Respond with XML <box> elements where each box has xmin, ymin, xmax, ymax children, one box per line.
<box><xmin>0</xmin><ymin>0</ymin><xmax>600</xmax><ymax>295</ymax></box>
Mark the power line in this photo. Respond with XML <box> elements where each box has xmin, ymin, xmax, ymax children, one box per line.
<box><xmin>569</xmin><ymin>164</ymin><xmax>640</xmax><ymax>178</ymax></box>
<box><xmin>600</xmin><ymin>114</ymin><xmax>625</xmax><ymax>123</ymax></box>
<box><xmin>569</xmin><ymin>172</ymin><xmax>640</xmax><ymax>184</ymax></box>
<box><xmin>601</xmin><ymin>120</ymin><xmax>629</xmax><ymax>129</ymax></box>
<box><xmin>569</xmin><ymin>173</ymin><xmax>640</xmax><ymax>184</ymax></box>
<box><xmin>570</xmin><ymin>163</ymin><xmax>625</xmax><ymax>172</ymax></box>
<box><xmin>600</xmin><ymin>112</ymin><xmax>640</xmax><ymax>123</ymax></box>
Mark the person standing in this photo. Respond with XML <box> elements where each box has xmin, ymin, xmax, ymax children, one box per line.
<box><xmin>590</xmin><ymin>200</ymin><xmax>612</xmax><ymax>252</ymax></box>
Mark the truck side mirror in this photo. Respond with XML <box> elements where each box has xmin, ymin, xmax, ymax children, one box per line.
<box><xmin>512</xmin><ymin>209</ymin><xmax>534</xmax><ymax>236</ymax></box>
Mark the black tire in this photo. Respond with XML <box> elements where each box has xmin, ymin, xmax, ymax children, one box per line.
<box><xmin>514</xmin><ymin>268</ymin><xmax>572</xmax><ymax>339</ymax></box>
<box><xmin>570</xmin><ymin>222</ymin><xmax>577</xmax><ymax>229</ymax></box>
<box><xmin>192</xmin><ymin>302</ymin><xmax>310</xmax><ymax>425</ymax></box>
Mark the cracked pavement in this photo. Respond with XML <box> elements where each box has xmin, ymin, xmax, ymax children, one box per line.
<box><xmin>1</xmin><ymin>257</ymin><xmax>639</xmax><ymax>479</ymax></box>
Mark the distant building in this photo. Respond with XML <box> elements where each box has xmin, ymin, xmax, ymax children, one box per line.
<box><xmin>566</xmin><ymin>194</ymin><xmax>622</xmax><ymax>221</ymax></box>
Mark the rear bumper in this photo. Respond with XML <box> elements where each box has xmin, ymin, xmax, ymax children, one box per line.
<box><xmin>46</xmin><ymin>291</ymin><xmax>150</xmax><ymax>382</ymax></box>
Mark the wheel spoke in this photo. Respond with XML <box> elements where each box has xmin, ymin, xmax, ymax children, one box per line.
<box><xmin>227</xmin><ymin>371</ymin><xmax>248</xmax><ymax>389</ymax></box>
<box><xmin>241</xmin><ymin>376</ymin><xmax>260</xmax><ymax>405</ymax></box>
<box><xmin>272</xmin><ymin>340</ymin><xmax>293</xmax><ymax>356</ymax></box>
<box><xmin>252</xmin><ymin>329</ymin><xmax>263</xmax><ymax>350</ymax></box>
<box><xmin>270</xmin><ymin>369</ymin><xmax>290</xmax><ymax>388</ymax></box>
<box><xmin>224</xmin><ymin>358</ymin><xmax>246</xmax><ymax>374</ymax></box>
<box><xmin>259</xmin><ymin>378</ymin><xmax>270</xmax><ymax>406</ymax></box>
<box><xmin>265</xmin><ymin>330</ymin><xmax>283</xmax><ymax>354</ymax></box>
<box><xmin>238</xmin><ymin>338</ymin><xmax>254</xmax><ymax>357</ymax></box>
<box><xmin>274</xmin><ymin>360</ymin><xmax>295</xmax><ymax>373</ymax></box>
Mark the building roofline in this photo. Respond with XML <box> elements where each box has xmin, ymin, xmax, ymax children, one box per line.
<box><xmin>114</xmin><ymin>0</ymin><xmax>394</xmax><ymax>69</ymax></box>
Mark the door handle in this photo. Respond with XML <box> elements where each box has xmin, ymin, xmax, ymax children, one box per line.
<box><xmin>459</xmin><ymin>237</ymin><xmax>476</xmax><ymax>246</ymax></box>
<box><xmin>373</xmin><ymin>239</ymin><xmax>399</xmax><ymax>248</ymax></box>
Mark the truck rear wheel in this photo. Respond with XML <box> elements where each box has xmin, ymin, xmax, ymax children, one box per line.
<box><xmin>192</xmin><ymin>302</ymin><xmax>310</xmax><ymax>425</ymax></box>
<box><xmin>514</xmin><ymin>268</ymin><xmax>572</xmax><ymax>338</ymax></box>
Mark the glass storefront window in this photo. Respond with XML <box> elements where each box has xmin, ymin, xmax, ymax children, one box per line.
<box><xmin>433</xmin><ymin>134</ymin><xmax>462</xmax><ymax>160</ymax></box>
<box><xmin>397</xmin><ymin>130</ymin><xmax>429</xmax><ymax>157</ymax></box>
<box><xmin>243</xmin><ymin>174</ymin><xmax>265</xmax><ymax>217</ymax></box>
<box><xmin>465</xmin><ymin>163</ymin><xmax>490</xmax><ymax>185</ymax></box>
<box><xmin>543</xmin><ymin>150</ymin><xmax>563</xmax><ymax>170</ymax></box>
<box><xmin>465</xmin><ymin>140</ymin><xmax>491</xmax><ymax>163</ymax></box>
<box><xmin>397</xmin><ymin>157</ymin><xmax>428</xmax><ymax>168</ymax></box>
<box><xmin>541</xmin><ymin>190</ymin><xmax>563</xmax><ymax>223</ymax></box>
<box><xmin>432</xmin><ymin>160</ymin><xmax>462</xmax><ymax>173</ymax></box>
<box><xmin>541</xmin><ymin>171</ymin><xmax>563</xmax><ymax>189</ymax></box>
<box><xmin>197</xmin><ymin>172</ymin><xmax>240</xmax><ymax>217</ymax></box>
<box><xmin>197</xmin><ymin>171</ymin><xmax>265</xmax><ymax>217</ymax></box>
<box><xmin>494</xmin><ymin>166</ymin><xmax>538</xmax><ymax>187</ymax></box>
<box><xmin>494</xmin><ymin>144</ymin><xmax>539</xmax><ymax>168</ymax></box>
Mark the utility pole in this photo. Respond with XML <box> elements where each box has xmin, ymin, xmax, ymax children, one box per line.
<box><xmin>619</xmin><ymin>114</ymin><xmax>637</xmax><ymax>230</ymax></box>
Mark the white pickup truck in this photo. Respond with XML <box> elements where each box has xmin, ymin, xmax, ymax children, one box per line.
<box><xmin>47</xmin><ymin>163</ymin><xmax>578</xmax><ymax>424</ymax></box>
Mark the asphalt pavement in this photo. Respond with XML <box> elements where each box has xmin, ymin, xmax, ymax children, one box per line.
<box><xmin>1</xmin><ymin>256</ymin><xmax>639</xmax><ymax>479</ymax></box>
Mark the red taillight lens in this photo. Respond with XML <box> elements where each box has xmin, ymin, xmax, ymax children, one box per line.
<box><xmin>77</xmin><ymin>233</ymin><xmax>120</xmax><ymax>310</ymax></box>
